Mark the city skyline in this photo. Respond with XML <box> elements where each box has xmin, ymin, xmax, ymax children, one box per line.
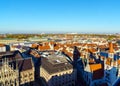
<box><xmin>0</xmin><ymin>0</ymin><xmax>120</xmax><ymax>33</ymax></box>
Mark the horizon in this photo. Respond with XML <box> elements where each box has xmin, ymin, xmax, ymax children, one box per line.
<box><xmin>0</xmin><ymin>0</ymin><xmax>120</xmax><ymax>33</ymax></box>
<box><xmin>0</xmin><ymin>31</ymin><xmax>119</xmax><ymax>34</ymax></box>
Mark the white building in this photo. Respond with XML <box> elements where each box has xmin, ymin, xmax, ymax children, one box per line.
<box><xmin>0</xmin><ymin>44</ymin><xmax>6</xmax><ymax>52</ymax></box>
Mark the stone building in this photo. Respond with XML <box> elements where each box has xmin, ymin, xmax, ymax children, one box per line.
<box><xmin>0</xmin><ymin>58</ymin><xmax>19</xmax><ymax>86</ymax></box>
<box><xmin>0</xmin><ymin>50</ymin><xmax>34</xmax><ymax>86</ymax></box>
<box><xmin>40</xmin><ymin>53</ymin><xmax>77</xmax><ymax>86</ymax></box>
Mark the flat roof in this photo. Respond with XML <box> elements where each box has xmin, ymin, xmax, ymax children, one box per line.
<box><xmin>41</xmin><ymin>54</ymin><xmax>73</xmax><ymax>74</ymax></box>
<box><xmin>47</xmin><ymin>54</ymin><xmax>68</xmax><ymax>65</ymax></box>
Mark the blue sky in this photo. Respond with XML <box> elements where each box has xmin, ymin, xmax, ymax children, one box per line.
<box><xmin>0</xmin><ymin>0</ymin><xmax>120</xmax><ymax>34</ymax></box>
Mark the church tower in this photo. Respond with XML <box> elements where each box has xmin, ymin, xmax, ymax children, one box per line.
<box><xmin>108</xmin><ymin>42</ymin><xmax>114</xmax><ymax>59</ymax></box>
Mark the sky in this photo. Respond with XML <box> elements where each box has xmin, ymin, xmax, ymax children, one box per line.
<box><xmin>0</xmin><ymin>0</ymin><xmax>120</xmax><ymax>34</ymax></box>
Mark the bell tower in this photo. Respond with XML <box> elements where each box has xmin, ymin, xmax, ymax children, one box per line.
<box><xmin>108</xmin><ymin>42</ymin><xmax>114</xmax><ymax>59</ymax></box>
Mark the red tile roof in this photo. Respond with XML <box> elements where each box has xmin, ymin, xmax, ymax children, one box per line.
<box><xmin>89</xmin><ymin>63</ymin><xmax>104</xmax><ymax>80</ymax></box>
<box><xmin>30</xmin><ymin>50</ymin><xmax>40</xmax><ymax>58</ymax></box>
<box><xmin>90</xmin><ymin>63</ymin><xmax>102</xmax><ymax>72</ymax></box>
<box><xmin>38</xmin><ymin>45</ymin><xmax>50</xmax><ymax>51</ymax></box>
<box><xmin>31</xmin><ymin>43</ymin><xmax>38</xmax><ymax>48</ymax></box>
<box><xmin>0</xmin><ymin>44</ymin><xmax>5</xmax><ymax>47</ymax></box>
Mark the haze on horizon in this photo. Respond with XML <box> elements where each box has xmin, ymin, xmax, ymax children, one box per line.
<box><xmin>0</xmin><ymin>0</ymin><xmax>120</xmax><ymax>34</ymax></box>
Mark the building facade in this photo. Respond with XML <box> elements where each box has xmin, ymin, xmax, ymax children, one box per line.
<box><xmin>0</xmin><ymin>59</ymin><xmax>19</xmax><ymax>86</ymax></box>
<box><xmin>0</xmin><ymin>51</ymin><xmax>35</xmax><ymax>86</ymax></box>
<box><xmin>40</xmin><ymin>53</ymin><xmax>77</xmax><ymax>86</ymax></box>
<box><xmin>0</xmin><ymin>44</ymin><xmax>6</xmax><ymax>52</ymax></box>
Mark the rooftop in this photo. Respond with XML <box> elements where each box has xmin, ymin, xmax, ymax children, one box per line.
<box><xmin>47</xmin><ymin>54</ymin><xmax>68</xmax><ymax>64</ymax></box>
<box><xmin>0</xmin><ymin>44</ymin><xmax>5</xmax><ymax>47</ymax></box>
<box><xmin>41</xmin><ymin>53</ymin><xmax>73</xmax><ymax>74</ymax></box>
<box><xmin>0</xmin><ymin>50</ymin><xmax>23</xmax><ymax>60</ymax></box>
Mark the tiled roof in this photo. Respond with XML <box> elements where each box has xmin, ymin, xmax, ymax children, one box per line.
<box><xmin>54</xmin><ymin>46</ymin><xmax>60</xmax><ymax>50</ymax></box>
<box><xmin>89</xmin><ymin>63</ymin><xmax>102</xmax><ymax>72</ymax></box>
<box><xmin>0</xmin><ymin>50</ymin><xmax>23</xmax><ymax>60</ymax></box>
<box><xmin>0</xmin><ymin>53</ymin><xmax>33</xmax><ymax>72</ymax></box>
<box><xmin>38</xmin><ymin>45</ymin><xmax>50</xmax><ymax>51</ymax></box>
<box><xmin>89</xmin><ymin>63</ymin><xmax>104</xmax><ymax>80</ymax></box>
<box><xmin>18</xmin><ymin>58</ymin><xmax>33</xmax><ymax>72</ymax></box>
<box><xmin>0</xmin><ymin>44</ymin><xmax>5</xmax><ymax>47</ymax></box>
<box><xmin>88</xmin><ymin>48</ymin><xmax>97</xmax><ymax>53</ymax></box>
<box><xmin>62</xmin><ymin>48</ymin><xmax>73</xmax><ymax>58</ymax></box>
<box><xmin>30</xmin><ymin>49</ymin><xmax>40</xmax><ymax>58</ymax></box>
<box><xmin>49</xmin><ymin>41</ymin><xmax>55</xmax><ymax>45</ymax></box>
<box><xmin>41</xmin><ymin>55</ymin><xmax>73</xmax><ymax>74</ymax></box>
<box><xmin>31</xmin><ymin>43</ymin><xmax>38</xmax><ymax>48</ymax></box>
<box><xmin>87</xmin><ymin>44</ymin><xmax>97</xmax><ymax>47</ymax></box>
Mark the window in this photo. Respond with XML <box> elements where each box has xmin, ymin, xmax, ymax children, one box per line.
<box><xmin>24</xmin><ymin>74</ymin><xmax>27</xmax><ymax>77</ymax></box>
<box><xmin>9</xmin><ymin>74</ymin><xmax>11</xmax><ymax>76</ymax></box>
<box><xmin>5</xmin><ymin>74</ymin><xmax>6</xmax><ymax>77</ymax></box>
<box><xmin>29</xmin><ymin>73</ymin><xmax>33</xmax><ymax>76</ymax></box>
